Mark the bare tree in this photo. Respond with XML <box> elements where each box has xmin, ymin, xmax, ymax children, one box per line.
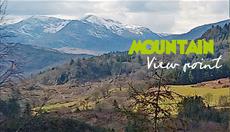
<box><xmin>0</xmin><ymin>0</ymin><xmax>23</xmax><ymax>88</ymax></box>
<box><xmin>0</xmin><ymin>0</ymin><xmax>6</xmax><ymax>23</ymax></box>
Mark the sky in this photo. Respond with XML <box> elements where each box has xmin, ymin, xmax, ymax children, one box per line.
<box><xmin>5</xmin><ymin>0</ymin><xmax>230</xmax><ymax>34</ymax></box>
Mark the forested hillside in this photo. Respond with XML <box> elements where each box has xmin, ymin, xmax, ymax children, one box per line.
<box><xmin>33</xmin><ymin>24</ymin><xmax>230</xmax><ymax>85</ymax></box>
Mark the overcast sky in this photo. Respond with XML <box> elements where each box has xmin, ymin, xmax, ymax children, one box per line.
<box><xmin>6</xmin><ymin>0</ymin><xmax>230</xmax><ymax>34</ymax></box>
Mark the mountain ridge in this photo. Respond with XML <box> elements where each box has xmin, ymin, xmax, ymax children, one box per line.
<box><xmin>4</xmin><ymin>15</ymin><xmax>229</xmax><ymax>55</ymax></box>
<box><xmin>165</xmin><ymin>19</ymin><xmax>230</xmax><ymax>40</ymax></box>
<box><xmin>4</xmin><ymin>15</ymin><xmax>160</xmax><ymax>53</ymax></box>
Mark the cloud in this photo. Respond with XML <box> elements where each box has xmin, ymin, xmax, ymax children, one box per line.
<box><xmin>6</xmin><ymin>0</ymin><xmax>229</xmax><ymax>33</ymax></box>
<box><xmin>171</xmin><ymin>0</ymin><xmax>228</xmax><ymax>33</ymax></box>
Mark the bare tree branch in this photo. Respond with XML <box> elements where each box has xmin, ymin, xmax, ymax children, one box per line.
<box><xmin>0</xmin><ymin>1</ymin><xmax>23</xmax><ymax>88</ymax></box>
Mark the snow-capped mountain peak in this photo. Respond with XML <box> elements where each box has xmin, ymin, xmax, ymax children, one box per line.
<box><xmin>43</xmin><ymin>20</ymin><xmax>70</xmax><ymax>33</ymax></box>
<box><xmin>5</xmin><ymin>15</ymin><xmax>160</xmax><ymax>51</ymax></box>
<box><xmin>82</xmin><ymin>15</ymin><xmax>122</xmax><ymax>25</ymax></box>
<box><xmin>81</xmin><ymin>15</ymin><xmax>151</xmax><ymax>36</ymax></box>
<box><xmin>17</xmin><ymin>16</ymin><xmax>70</xmax><ymax>34</ymax></box>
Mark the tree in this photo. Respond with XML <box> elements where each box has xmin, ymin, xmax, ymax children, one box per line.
<box><xmin>178</xmin><ymin>96</ymin><xmax>206</xmax><ymax>121</ymax></box>
<box><xmin>69</xmin><ymin>59</ymin><xmax>74</xmax><ymax>65</ymax></box>
<box><xmin>0</xmin><ymin>0</ymin><xmax>24</xmax><ymax>119</ymax></box>
<box><xmin>0</xmin><ymin>0</ymin><xmax>23</xmax><ymax>88</ymax></box>
<box><xmin>116</xmin><ymin>55</ymin><xmax>183</xmax><ymax>131</ymax></box>
<box><xmin>218</xmin><ymin>96</ymin><xmax>229</xmax><ymax>107</ymax></box>
<box><xmin>178</xmin><ymin>96</ymin><xmax>229</xmax><ymax>125</ymax></box>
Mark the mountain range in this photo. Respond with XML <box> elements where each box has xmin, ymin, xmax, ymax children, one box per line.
<box><xmin>4</xmin><ymin>15</ymin><xmax>160</xmax><ymax>54</ymax></box>
<box><xmin>1</xmin><ymin>15</ymin><xmax>229</xmax><ymax>74</ymax></box>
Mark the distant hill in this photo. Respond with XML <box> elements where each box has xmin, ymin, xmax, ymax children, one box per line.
<box><xmin>199</xmin><ymin>22</ymin><xmax>230</xmax><ymax>59</ymax></box>
<box><xmin>12</xmin><ymin>44</ymin><xmax>90</xmax><ymax>74</ymax></box>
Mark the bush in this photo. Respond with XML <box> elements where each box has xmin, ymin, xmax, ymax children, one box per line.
<box><xmin>218</xmin><ymin>96</ymin><xmax>230</xmax><ymax>107</ymax></box>
<box><xmin>0</xmin><ymin>116</ymin><xmax>111</xmax><ymax>132</ymax></box>
<box><xmin>57</xmin><ymin>73</ymin><xmax>69</xmax><ymax>85</ymax></box>
<box><xmin>178</xmin><ymin>96</ymin><xmax>230</xmax><ymax>124</ymax></box>
<box><xmin>0</xmin><ymin>98</ymin><xmax>20</xmax><ymax>119</ymax></box>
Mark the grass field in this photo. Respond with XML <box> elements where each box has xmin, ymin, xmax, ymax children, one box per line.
<box><xmin>171</xmin><ymin>85</ymin><xmax>230</xmax><ymax>106</ymax></box>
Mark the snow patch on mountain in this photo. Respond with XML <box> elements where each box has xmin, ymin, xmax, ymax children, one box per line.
<box><xmin>43</xmin><ymin>21</ymin><xmax>69</xmax><ymax>33</ymax></box>
<box><xmin>157</xmin><ymin>33</ymin><xmax>171</xmax><ymax>38</ymax></box>
<box><xmin>18</xmin><ymin>24</ymin><xmax>34</xmax><ymax>37</ymax></box>
<box><xmin>55</xmin><ymin>47</ymin><xmax>104</xmax><ymax>56</ymax></box>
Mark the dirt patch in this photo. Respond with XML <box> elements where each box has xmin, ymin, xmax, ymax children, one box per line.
<box><xmin>194</xmin><ymin>78</ymin><xmax>230</xmax><ymax>89</ymax></box>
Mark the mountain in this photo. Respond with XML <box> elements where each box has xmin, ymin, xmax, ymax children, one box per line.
<box><xmin>4</xmin><ymin>15</ymin><xmax>160</xmax><ymax>54</ymax></box>
<box><xmin>4</xmin><ymin>16</ymin><xmax>70</xmax><ymax>43</ymax></box>
<box><xmin>165</xmin><ymin>19</ymin><xmax>230</xmax><ymax>40</ymax></box>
